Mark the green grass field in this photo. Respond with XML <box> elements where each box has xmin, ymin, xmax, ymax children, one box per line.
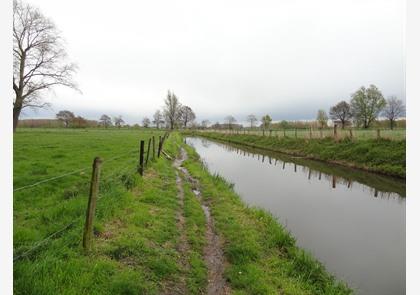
<box><xmin>14</xmin><ymin>129</ymin><xmax>351</xmax><ymax>294</ymax></box>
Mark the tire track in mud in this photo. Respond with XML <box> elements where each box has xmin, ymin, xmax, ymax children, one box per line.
<box><xmin>175</xmin><ymin>147</ymin><xmax>230</xmax><ymax>295</ymax></box>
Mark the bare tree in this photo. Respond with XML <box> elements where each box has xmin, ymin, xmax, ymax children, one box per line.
<box><xmin>382</xmin><ymin>96</ymin><xmax>405</xmax><ymax>129</ymax></box>
<box><xmin>56</xmin><ymin>110</ymin><xmax>74</xmax><ymax>127</ymax></box>
<box><xmin>247</xmin><ymin>114</ymin><xmax>258</xmax><ymax>128</ymax></box>
<box><xmin>350</xmin><ymin>85</ymin><xmax>386</xmax><ymax>128</ymax></box>
<box><xmin>152</xmin><ymin>109</ymin><xmax>164</xmax><ymax>129</ymax></box>
<box><xmin>201</xmin><ymin>120</ymin><xmax>210</xmax><ymax>129</ymax></box>
<box><xmin>329</xmin><ymin>101</ymin><xmax>352</xmax><ymax>129</ymax></box>
<box><xmin>163</xmin><ymin>90</ymin><xmax>181</xmax><ymax>130</ymax></box>
<box><xmin>224</xmin><ymin>115</ymin><xmax>236</xmax><ymax>130</ymax></box>
<box><xmin>316</xmin><ymin>110</ymin><xmax>328</xmax><ymax>129</ymax></box>
<box><xmin>261</xmin><ymin>114</ymin><xmax>272</xmax><ymax>130</ymax></box>
<box><xmin>142</xmin><ymin>117</ymin><xmax>151</xmax><ymax>128</ymax></box>
<box><xmin>13</xmin><ymin>0</ymin><xmax>78</xmax><ymax>132</ymax></box>
<box><xmin>99</xmin><ymin>114</ymin><xmax>112</xmax><ymax>128</ymax></box>
<box><xmin>113</xmin><ymin>115</ymin><xmax>124</xmax><ymax>128</ymax></box>
<box><xmin>179</xmin><ymin>105</ymin><xmax>196</xmax><ymax>128</ymax></box>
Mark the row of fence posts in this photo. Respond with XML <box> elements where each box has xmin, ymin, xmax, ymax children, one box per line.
<box><xmin>83</xmin><ymin>132</ymin><xmax>170</xmax><ymax>251</ymax></box>
<box><xmin>210</xmin><ymin>124</ymin><xmax>384</xmax><ymax>140</ymax></box>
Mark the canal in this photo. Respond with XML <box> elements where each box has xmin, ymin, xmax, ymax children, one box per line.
<box><xmin>186</xmin><ymin>137</ymin><xmax>405</xmax><ymax>295</ymax></box>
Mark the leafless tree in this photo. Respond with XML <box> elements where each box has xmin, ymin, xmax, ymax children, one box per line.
<box><xmin>201</xmin><ymin>120</ymin><xmax>210</xmax><ymax>128</ymax></box>
<box><xmin>163</xmin><ymin>90</ymin><xmax>181</xmax><ymax>130</ymax></box>
<box><xmin>142</xmin><ymin>117</ymin><xmax>151</xmax><ymax>128</ymax></box>
<box><xmin>99</xmin><ymin>114</ymin><xmax>112</xmax><ymax>128</ymax></box>
<box><xmin>247</xmin><ymin>114</ymin><xmax>258</xmax><ymax>128</ymax></box>
<box><xmin>13</xmin><ymin>0</ymin><xmax>78</xmax><ymax>132</ymax></box>
<box><xmin>224</xmin><ymin>115</ymin><xmax>236</xmax><ymax>130</ymax></box>
<box><xmin>153</xmin><ymin>109</ymin><xmax>164</xmax><ymax>129</ymax></box>
<box><xmin>113</xmin><ymin>115</ymin><xmax>124</xmax><ymax>128</ymax></box>
<box><xmin>56</xmin><ymin>110</ymin><xmax>74</xmax><ymax>127</ymax></box>
<box><xmin>316</xmin><ymin>110</ymin><xmax>328</xmax><ymax>129</ymax></box>
<box><xmin>179</xmin><ymin>105</ymin><xmax>196</xmax><ymax>128</ymax></box>
<box><xmin>329</xmin><ymin>101</ymin><xmax>352</xmax><ymax>129</ymax></box>
<box><xmin>382</xmin><ymin>96</ymin><xmax>405</xmax><ymax>129</ymax></box>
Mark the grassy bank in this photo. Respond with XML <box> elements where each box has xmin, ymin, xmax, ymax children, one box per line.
<box><xmin>14</xmin><ymin>129</ymin><xmax>351</xmax><ymax>294</ymax></box>
<box><xmin>187</xmin><ymin>132</ymin><xmax>406</xmax><ymax>178</ymax></box>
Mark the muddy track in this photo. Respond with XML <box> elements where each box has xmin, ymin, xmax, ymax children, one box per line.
<box><xmin>176</xmin><ymin>147</ymin><xmax>230</xmax><ymax>295</ymax></box>
<box><xmin>162</xmin><ymin>152</ymin><xmax>190</xmax><ymax>295</ymax></box>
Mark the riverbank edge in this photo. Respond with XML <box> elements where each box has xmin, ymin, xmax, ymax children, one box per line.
<box><xmin>185</xmin><ymin>132</ymin><xmax>405</xmax><ymax>178</ymax></box>
<box><xmin>179</xmin><ymin>135</ymin><xmax>352</xmax><ymax>294</ymax></box>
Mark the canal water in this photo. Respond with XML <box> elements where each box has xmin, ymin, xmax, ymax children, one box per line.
<box><xmin>186</xmin><ymin>137</ymin><xmax>405</xmax><ymax>295</ymax></box>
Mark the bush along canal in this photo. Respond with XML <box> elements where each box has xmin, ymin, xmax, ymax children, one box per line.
<box><xmin>184</xmin><ymin>136</ymin><xmax>405</xmax><ymax>295</ymax></box>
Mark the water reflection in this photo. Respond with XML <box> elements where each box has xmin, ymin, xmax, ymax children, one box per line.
<box><xmin>194</xmin><ymin>137</ymin><xmax>405</xmax><ymax>200</ymax></box>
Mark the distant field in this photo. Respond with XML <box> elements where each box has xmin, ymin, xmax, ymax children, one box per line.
<box><xmin>203</xmin><ymin>128</ymin><xmax>406</xmax><ymax>141</ymax></box>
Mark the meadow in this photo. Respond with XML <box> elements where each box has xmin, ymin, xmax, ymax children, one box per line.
<box><xmin>13</xmin><ymin>129</ymin><xmax>351</xmax><ymax>294</ymax></box>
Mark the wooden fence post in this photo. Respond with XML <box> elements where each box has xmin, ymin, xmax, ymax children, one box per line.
<box><xmin>157</xmin><ymin>136</ymin><xmax>162</xmax><ymax>158</ymax></box>
<box><xmin>269</xmin><ymin>130</ymin><xmax>272</xmax><ymax>137</ymax></box>
<box><xmin>138</xmin><ymin>140</ymin><xmax>145</xmax><ymax>175</ymax></box>
<box><xmin>83</xmin><ymin>156</ymin><xmax>102</xmax><ymax>251</ymax></box>
<box><xmin>152</xmin><ymin>136</ymin><xmax>155</xmax><ymax>159</ymax></box>
<box><xmin>283</xmin><ymin>129</ymin><xmax>286</xmax><ymax>138</ymax></box>
<box><xmin>377</xmin><ymin>129</ymin><xmax>381</xmax><ymax>139</ymax></box>
<box><xmin>320</xmin><ymin>129</ymin><xmax>323</xmax><ymax>138</ymax></box>
<box><xmin>295</xmin><ymin>129</ymin><xmax>297</xmax><ymax>139</ymax></box>
<box><xmin>334</xmin><ymin>124</ymin><xmax>338</xmax><ymax>140</ymax></box>
<box><xmin>309</xmin><ymin>127</ymin><xmax>312</xmax><ymax>139</ymax></box>
<box><xmin>145</xmin><ymin>138</ymin><xmax>151</xmax><ymax>167</ymax></box>
<box><xmin>262</xmin><ymin>129</ymin><xmax>265</xmax><ymax>136</ymax></box>
<box><xmin>349</xmin><ymin>129</ymin><xmax>353</xmax><ymax>139</ymax></box>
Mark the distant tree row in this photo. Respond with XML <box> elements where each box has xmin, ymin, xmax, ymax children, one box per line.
<box><xmin>318</xmin><ymin>85</ymin><xmax>405</xmax><ymax>129</ymax></box>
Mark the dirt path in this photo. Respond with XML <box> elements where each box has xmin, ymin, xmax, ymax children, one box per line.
<box><xmin>176</xmin><ymin>147</ymin><xmax>230</xmax><ymax>295</ymax></box>
<box><xmin>163</xmin><ymin>152</ymin><xmax>190</xmax><ymax>295</ymax></box>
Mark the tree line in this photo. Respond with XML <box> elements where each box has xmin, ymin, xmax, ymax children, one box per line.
<box><xmin>216</xmin><ymin>85</ymin><xmax>405</xmax><ymax>131</ymax></box>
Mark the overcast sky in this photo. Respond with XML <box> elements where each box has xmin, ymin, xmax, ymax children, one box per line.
<box><xmin>24</xmin><ymin>0</ymin><xmax>405</xmax><ymax>124</ymax></box>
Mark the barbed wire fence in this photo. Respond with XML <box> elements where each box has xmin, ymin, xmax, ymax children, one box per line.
<box><xmin>194</xmin><ymin>126</ymin><xmax>405</xmax><ymax>141</ymax></box>
<box><xmin>13</xmin><ymin>131</ymin><xmax>171</xmax><ymax>262</ymax></box>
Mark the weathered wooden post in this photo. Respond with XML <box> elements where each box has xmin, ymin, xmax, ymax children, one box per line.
<box><xmin>157</xmin><ymin>136</ymin><xmax>162</xmax><ymax>158</ymax></box>
<box><xmin>334</xmin><ymin>124</ymin><xmax>338</xmax><ymax>140</ymax></box>
<box><xmin>283</xmin><ymin>129</ymin><xmax>286</xmax><ymax>138</ymax></box>
<box><xmin>295</xmin><ymin>129</ymin><xmax>297</xmax><ymax>139</ymax></box>
<box><xmin>138</xmin><ymin>140</ymin><xmax>145</xmax><ymax>175</ymax></box>
<box><xmin>262</xmin><ymin>129</ymin><xmax>265</xmax><ymax>136</ymax></box>
<box><xmin>309</xmin><ymin>127</ymin><xmax>312</xmax><ymax>139</ymax></box>
<box><xmin>377</xmin><ymin>129</ymin><xmax>381</xmax><ymax>139</ymax></box>
<box><xmin>349</xmin><ymin>129</ymin><xmax>353</xmax><ymax>139</ymax></box>
<box><xmin>320</xmin><ymin>129</ymin><xmax>323</xmax><ymax>138</ymax></box>
<box><xmin>145</xmin><ymin>138</ymin><xmax>151</xmax><ymax>167</ymax></box>
<box><xmin>83</xmin><ymin>156</ymin><xmax>102</xmax><ymax>251</ymax></box>
<box><xmin>332</xmin><ymin>175</ymin><xmax>336</xmax><ymax>188</ymax></box>
<box><xmin>269</xmin><ymin>130</ymin><xmax>272</xmax><ymax>137</ymax></box>
<box><xmin>152</xmin><ymin>136</ymin><xmax>155</xmax><ymax>159</ymax></box>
